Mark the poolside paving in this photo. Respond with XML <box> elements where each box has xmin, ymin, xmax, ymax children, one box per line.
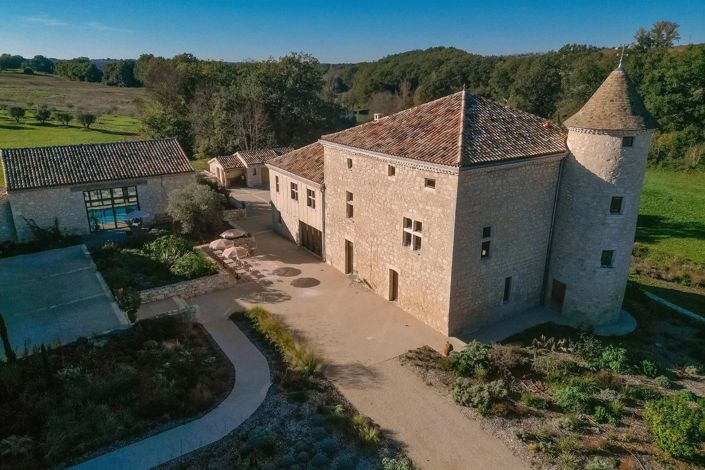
<box><xmin>0</xmin><ymin>245</ymin><xmax>129</xmax><ymax>360</ymax></box>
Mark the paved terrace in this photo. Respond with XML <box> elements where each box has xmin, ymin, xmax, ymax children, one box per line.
<box><xmin>203</xmin><ymin>187</ymin><xmax>528</xmax><ymax>469</ymax></box>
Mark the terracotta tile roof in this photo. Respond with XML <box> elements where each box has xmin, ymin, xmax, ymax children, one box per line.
<box><xmin>267</xmin><ymin>143</ymin><xmax>324</xmax><ymax>184</ymax></box>
<box><xmin>1</xmin><ymin>138</ymin><xmax>193</xmax><ymax>191</ymax></box>
<box><xmin>237</xmin><ymin>148</ymin><xmax>293</xmax><ymax>166</ymax></box>
<box><xmin>213</xmin><ymin>154</ymin><xmax>246</xmax><ymax>170</ymax></box>
<box><xmin>565</xmin><ymin>68</ymin><xmax>658</xmax><ymax>131</ymax></box>
<box><xmin>322</xmin><ymin>90</ymin><xmax>567</xmax><ymax>168</ymax></box>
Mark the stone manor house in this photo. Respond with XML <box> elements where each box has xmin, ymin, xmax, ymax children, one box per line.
<box><xmin>267</xmin><ymin>65</ymin><xmax>655</xmax><ymax>336</ymax></box>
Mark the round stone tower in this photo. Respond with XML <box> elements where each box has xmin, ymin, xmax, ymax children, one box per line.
<box><xmin>547</xmin><ymin>64</ymin><xmax>657</xmax><ymax>327</ymax></box>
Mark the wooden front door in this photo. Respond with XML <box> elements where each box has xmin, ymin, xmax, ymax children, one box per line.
<box><xmin>550</xmin><ymin>279</ymin><xmax>567</xmax><ymax>312</ymax></box>
<box><xmin>389</xmin><ymin>269</ymin><xmax>399</xmax><ymax>301</ymax></box>
<box><xmin>345</xmin><ymin>240</ymin><xmax>354</xmax><ymax>274</ymax></box>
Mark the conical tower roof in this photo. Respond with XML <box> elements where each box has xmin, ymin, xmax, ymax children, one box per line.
<box><xmin>564</xmin><ymin>67</ymin><xmax>658</xmax><ymax>131</ymax></box>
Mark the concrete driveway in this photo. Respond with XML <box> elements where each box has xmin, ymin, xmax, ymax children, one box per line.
<box><xmin>201</xmin><ymin>187</ymin><xmax>527</xmax><ymax>469</ymax></box>
<box><xmin>0</xmin><ymin>245</ymin><xmax>129</xmax><ymax>359</ymax></box>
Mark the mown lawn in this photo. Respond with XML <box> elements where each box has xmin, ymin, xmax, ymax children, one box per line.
<box><xmin>637</xmin><ymin>169</ymin><xmax>705</xmax><ymax>265</ymax></box>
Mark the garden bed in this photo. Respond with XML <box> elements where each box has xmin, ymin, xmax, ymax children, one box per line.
<box><xmin>0</xmin><ymin>317</ymin><xmax>233</xmax><ymax>469</ymax></box>
<box><xmin>162</xmin><ymin>307</ymin><xmax>413</xmax><ymax>470</ymax></box>
<box><xmin>400</xmin><ymin>287</ymin><xmax>705</xmax><ymax>469</ymax></box>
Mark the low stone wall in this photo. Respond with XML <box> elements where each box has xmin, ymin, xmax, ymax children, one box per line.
<box><xmin>139</xmin><ymin>271</ymin><xmax>236</xmax><ymax>303</ymax></box>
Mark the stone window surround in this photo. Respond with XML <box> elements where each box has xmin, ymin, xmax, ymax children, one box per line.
<box><xmin>402</xmin><ymin>217</ymin><xmax>422</xmax><ymax>251</ymax></box>
<box><xmin>346</xmin><ymin>191</ymin><xmax>353</xmax><ymax>218</ymax></box>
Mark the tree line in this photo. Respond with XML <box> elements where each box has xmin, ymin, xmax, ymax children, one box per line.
<box><xmin>327</xmin><ymin>21</ymin><xmax>703</xmax><ymax>169</ymax></box>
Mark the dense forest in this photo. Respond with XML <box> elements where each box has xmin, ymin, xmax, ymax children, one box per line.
<box><xmin>2</xmin><ymin>20</ymin><xmax>702</xmax><ymax>168</ymax></box>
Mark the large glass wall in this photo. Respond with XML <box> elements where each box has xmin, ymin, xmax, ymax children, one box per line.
<box><xmin>83</xmin><ymin>186</ymin><xmax>140</xmax><ymax>232</ymax></box>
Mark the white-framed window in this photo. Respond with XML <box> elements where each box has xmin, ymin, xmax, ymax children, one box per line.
<box><xmin>402</xmin><ymin>217</ymin><xmax>423</xmax><ymax>251</ymax></box>
<box><xmin>275</xmin><ymin>175</ymin><xmax>280</xmax><ymax>192</ymax></box>
<box><xmin>290</xmin><ymin>182</ymin><xmax>298</xmax><ymax>201</ymax></box>
<box><xmin>307</xmin><ymin>189</ymin><xmax>316</xmax><ymax>209</ymax></box>
<box><xmin>424</xmin><ymin>178</ymin><xmax>436</xmax><ymax>189</ymax></box>
<box><xmin>346</xmin><ymin>191</ymin><xmax>353</xmax><ymax>218</ymax></box>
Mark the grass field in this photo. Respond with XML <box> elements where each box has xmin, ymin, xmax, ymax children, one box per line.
<box><xmin>636</xmin><ymin>169</ymin><xmax>705</xmax><ymax>265</ymax></box>
<box><xmin>0</xmin><ymin>70</ymin><xmax>147</xmax><ymax>116</ymax></box>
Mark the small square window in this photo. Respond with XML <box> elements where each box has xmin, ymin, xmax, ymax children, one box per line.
<box><xmin>622</xmin><ymin>136</ymin><xmax>634</xmax><ymax>147</ymax></box>
<box><xmin>482</xmin><ymin>226</ymin><xmax>491</xmax><ymax>238</ymax></box>
<box><xmin>481</xmin><ymin>240</ymin><xmax>491</xmax><ymax>259</ymax></box>
<box><xmin>424</xmin><ymin>178</ymin><xmax>436</xmax><ymax>189</ymax></box>
<box><xmin>347</xmin><ymin>158</ymin><xmax>353</xmax><ymax>169</ymax></box>
<box><xmin>610</xmin><ymin>196</ymin><xmax>623</xmax><ymax>215</ymax></box>
<box><xmin>388</xmin><ymin>165</ymin><xmax>396</xmax><ymax>176</ymax></box>
<box><xmin>601</xmin><ymin>250</ymin><xmax>614</xmax><ymax>268</ymax></box>
<box><xmin>413</xmin><ymin>221</ymin><xmax>422</xmax><ymax>232</ymax></box>
<box><xmin>503</xmin><ymin>277</ymin><xmax>512</xmax><ymax>303</ymax></box>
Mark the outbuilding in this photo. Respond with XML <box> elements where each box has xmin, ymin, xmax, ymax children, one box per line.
<box><xmin>0</xmin><ymin>138</ymin><xmax>195</xmax><ymax>241</ymax></box>
<box><xmin>209</xmin><ymin>147</ymin><xmax>292</xmax><ymax>188</ymax></box>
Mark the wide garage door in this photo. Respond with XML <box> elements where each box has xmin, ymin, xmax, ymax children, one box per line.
<box><xmin>299</xmin><ymin>222</ymin><xmax>322</xmax><ymax>257</ymax></box>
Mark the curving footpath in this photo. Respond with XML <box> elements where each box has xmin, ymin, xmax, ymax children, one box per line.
<box><xmin>72</xmin><ymin>300</ymin><xmax>271</xmax><ymax>470</ymax></box>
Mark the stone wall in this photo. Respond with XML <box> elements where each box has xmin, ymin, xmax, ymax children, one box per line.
<box><xmin>139</xmin><ymin>271</ymin><xmax>236</xmax><ymax>303</ymax></box>
<box><xmin>448</xmin><ymin>156</ymin><xmax>564</xmax><ymax>335</ymax></box>
<box><xmin>0</xmin><ymin>195</ymin><xmax>16</xmax><ymax>242</ymax></box>
<box><xmin>322</xmin><ymin>144</ymin><xmax>458</xmax><ymax>335</ymax></box>
<box><xmin>548</xmin><ymin>129</ymin><xmax>652</xmax><ymax>325</ymax></box>
<box><xmin>8</xmin><ymin>173</ymin><xmax>194</xmax><ymax>241</ymax></box>
<box><xmin>268</xmin><ymin>168</ymin><xmax>323</xmax><ymax>245</ymax></box>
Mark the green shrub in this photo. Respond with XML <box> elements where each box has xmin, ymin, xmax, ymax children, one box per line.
<box><xmin>654</xmin><ymin>375</ymin><xmax>671</xmax><ymax>388</ymax></box>
<box><xmin>143</xmin><ymin>235</ymin><xmax>193</xmax><ymax>264</ymax></box>
<box><xmin>115</xmin><ymin>287</ymin><xmax>141</xmax><ymax>322</ymax></box>
<box><xmin>640</xmin><ymin>359</ymin><xmax>659</xmax><ymax>378</ymax></box>
<box><xmin>597</xmin><ymin>345</ymin><xmax>628</xmax><ymax>372</ymax></box>
<box><xmin>448</xmin><ymin>341</ymin><xmax>491</xmax><ymax>377</ymax></box>
<box><xmin>248</xmin><ymin>426</ymin><xmax>276</xmax><ymax>451</ymax></box>
<box><xmin>521</xmin><ymin>391</ymin><xmax>550</xmax><ymax>410</ymax></box>
<box><xmin>553</xmin><ymin>384</ymin><xmax>593</xmax><ymax>413</ymax></box>
<box><xmin>381</xmin><ymin>456</ymin><xmax>414</xmax><ymax>470</ymax></box>
<box><xmin>167</xmin><ymin>183</ymin><xmax>224</xmax><ymax>239</ymax></box>
<box><xmin>593</xmin><ymin>404</ymin><xmax>622</xmax><ymax>425</ymax></box>
<box><xmin>585</xmin><ymin>456</ymin><xmax>616</xmax><ymax>470</ymax></box>
<box><xmin>452</xmin><ymin>378</ymin><xmax>508</xmax><ymax>414</ymax></box>
<box><xmin>643</xmin><ymin>393</ymin><xmax>705</xmax><ymax>458</ymax></box>
<box><xmin>351</xmin><ymin>414</ymin><xmax>381</xmax><ymax>446</ymax></box>
<box><xmin>170</xmin><ymin>252</ymin><xmax>217</xmax><ymax>279</ymax></box>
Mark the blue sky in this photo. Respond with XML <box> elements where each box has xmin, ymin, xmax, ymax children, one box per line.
<box><xmin>2</xmin><ymin>0</ymin><xmax>704</xmax><ymax>62</ymax></box>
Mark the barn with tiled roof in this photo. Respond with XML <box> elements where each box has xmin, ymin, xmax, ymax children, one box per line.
<box><xmin>0</xmin><ymin>138</ymin><xmax>195</xmax><ymax>241</ymax></box>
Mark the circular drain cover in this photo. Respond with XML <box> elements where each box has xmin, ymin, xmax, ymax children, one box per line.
<box><xmin>290</xmin><ymin>277</ymin><xmax>320</xmax><ymax>288</ymax></box>
<box><xmin>272</xmin><ymin>267</ymin><xmax>302</xmax><ymax>277</ymax></box>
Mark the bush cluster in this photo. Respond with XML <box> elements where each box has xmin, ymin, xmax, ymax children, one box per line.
<box><xmin>448</xmin><ymin>340</ymin><xmax>491</xmax><ymax>377</ymax></box>
<box><xmin>452</xmin><ymin>378</ymin><xmax>508</xmax><ymax>415</ymax></box>
<box><xmin>643</xmin><ymin>392</ymin><xmax>705</xmax><ymax>458</ymax></box>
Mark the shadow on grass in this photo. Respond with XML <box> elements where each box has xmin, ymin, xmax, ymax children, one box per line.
<box><xmin>634</xmin><ymin>279</ymin><xmax>705</xmax><ymax>316</ymax></box>
<box><xmin>636</xmin><ymin>214</ymin><xmax>705</xmax><ymax>245</ymax></box>
<box><xmin>91</xmin><ymin>128</ymin><xmax>139</xmax><ymax>137</ymax></box>
<box><xmin>0</xmin><ymin>124</ymin><xmax>29</xmax><ymax>130</ymax></box>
